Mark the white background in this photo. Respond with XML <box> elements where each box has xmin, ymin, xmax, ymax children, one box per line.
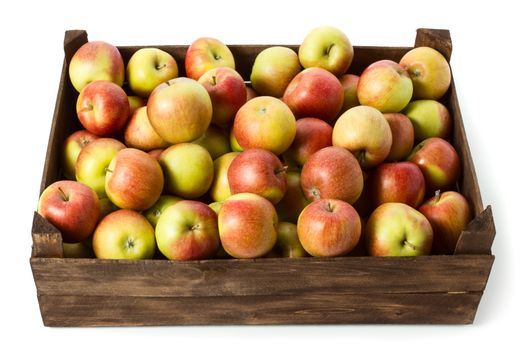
<box><xmin>1</xmin><ymin>0</ymin><xmax>519</xmax><ymax>348</ymax></box>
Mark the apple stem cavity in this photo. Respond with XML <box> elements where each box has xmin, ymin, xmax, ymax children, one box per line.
<box><xmin>155</xmin><ymin>63</ymin><xmax>167</xmax><ymax>70</ymax></box>
<box><xmin>212</xmin><ymin>52</ymin><xmax>221</xmax><ymax>61</ymax></box>
<box><xmin>58</xmin><ymin>187</ymin><xmax>69</xmax><ymax>202</ymax></box>
<box><xmin>324</xmin><ymin>43</ymin><xmax>335</xmax><ymax>56</ymax></box>
<box><xmin>275</xmin><ymin>165</ymin><xmax>288</xmax><ymax>175</ymax></box>
<box><xmin>211</xmin><ymin>75</ymin><xmax>218</xmax><ymax>86</ymax></box>
<box><xmin>326</xmin><ymin>201</ymin><xmax>335</xmax><ymax>213</ymax></box>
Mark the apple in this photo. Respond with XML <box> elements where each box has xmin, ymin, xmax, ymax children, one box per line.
<box><xmin>192</xmin><ymin>125</ymin><xmax>232</xmax><ymax>160</ymax></box>
<box><xmin>250</xmin><ymin>46</ymin><xmax>301</xmax><ymax>97</ymax></box>
<box><xmin>402</xmin><ymin>99</ymin><xmax>452</xmax><ymax>142</ymax></box>
<box><xmin>229</xmin><ymin>128</ymin><xmax>243</xmax><ymax>152</ymax></box>
<box><xmin>246</xmin><ymin>86</ymin><xmax>258</xmax><ymax>101</ymax></box>
<box><xmin>147</xmin><ymin>77</ymin><xmax>212</xmax><ymax>144</ymax></box>
<box><xmin>61</xmin><ymin>130</ymin><xmax>99</xmax><ymax>180</ymax></box>
<box><xmin>282</xmin><ymin>67</ymin><xmax>344</xmax><ymax>123</ymax></box>
<box><xmin>76</xmin><ymin>80</ymin><xmax>130</xmax><ymax>136</ymax></box>
<box><xmin>407</xmin><ymin>137</ymin><xmax>461</xmax><ymax>194</ymax></box>
<box><xmin>75</xmin><ymin>138</ymin><xmax>126</xmax><ymax>198</ymax></box>
<box><xmin>283</xmin><ymin>117</ymin><xmax>332</xmax><ymax>168</ymax></box>
<box><xmin>159</xmin><ymin>143</ymin><xmax>214</xmax><ymax>199</ymax></box>
<box><xmin>63</xmin><ymin>240</ymin><xmax>94</xmax><ymax>258</ymax></box>
<box><xmin>218</xmin><ymin>193</ymin><xmax>278</xmax><ymax>258</ymax></box>
<box><xmin>198</xmin><ymin>67</ymin><xmax>247</xmax><ymax>126</ymax></box>
<box><xmin>124</xmin><ymin>106</ymin><xmax>170</xmax><ymax>151</ymax></box>
<box><xmin>400</xmin><ymin>46</ymin><xmax>452</xmax><ymax>100</ymax></box>
<box><xmin>185</xmin><ymin>37</ymin><xmax>235</xmax><ymax>80</ymax></box>
<box><xmin>126</xmin><ymin>48</ymin><xmax>179</xmax><ymax>97</ymax></box>
<box><xmin>148</xmin><ymin>148</ymin><xmax>164</xmax><ymax>160</ymax></box>
<box><xmin>298</xmin><ymin>26</ymin><xmax>354</xmax><ymax>76</ymax></box>
<box><xmin>37</xmin><ymin>180</ymin><xmax>100</xmax><ymax>243</ymax></box>
<box><xmin>300</xmin><ymin>146</ymin><xmax>363</xmax><ymax>204</ymax></box>
<box><xmin>271</xmin><ymin>222</ymin><xmax>308</xmax><ymax>258</ymax></box>
<box><xmin>128</xmin><ymin>95</ymin><xmax>146</xmax><ymax>116</ymax></box>
<box><xmin>233</xmin><ymin>96</ymin><xmax>296</xmax><ymax>155</ymax></box>
<box><xmin>227</xmin><ymin>148</ymin><xmax>287</xmax><ymax>205</ymax></box>
<box><xmin>366</xmin><ymin>202</ymin><xmax>433</xmax><ymax>256</ymax></box>
<box><xmin>368</xmin><ymin>161</ymin><xmax>425</xmax><ymax>208</ymax></box>
<box><xmin>384</xmin><ymin>112</ymin><xmax>415</xmax><ymax>161</ymax></box>
<box><xmin>209</xmin><ymin>152</ymin><xmax>240</xmax><ymax>202</ymax></box>
<box><xmin>297</xmin><ymin>199</ymin><xmax>361</xmax><ymax>257</ymax></box>
<box><xmin>352</xmin><ymin>171</ymin><xmax>373</xmax><ymax>218</ymax></box>
<box><xmin>208</xmin><ymin>201</ymin><xmax>223</xmax><ymax>215</ymax></box>
<box><xmin>275</xmin><ymin>171</ymin><xmax>310</xmax><ymax>223</ymax></box>
<box><xmin>143</xmin><ymin>195</ymin><xmax>181</xmax><ymax>227</ymax></box>
<box><xmin>68</xmin><ymin>41</ymin><xmax>124</xmax><ymax>92</ymax></box>
<box><xmin>155</xmin><ymin>200</ymin><xmax>220</xmax><ymax>260</ymax></box>
<box><xmin>357</xmin><ymin>60</ymin><xmax>413</xmax><ymax>113</ymax></box>
<box><xmin>92</xmin><ymin>209</ymin><xmax>156</xmax><ymax>259</ymax></box>
<box><xmin>419</xmin><ymin>190</ymin><xmax>472</xmax><ymax>254</ymax></box>
<box><xmin>332</xmin><ymin>105</ymin><xmax>392</xmax><ymax>169</ymax></box>
<box><xmin>105</xmin><ymin>148</ymin><xmax>164</xmax><ymax>211</ymax></box>
<box><xmin>338</xmin><ymin>74</ymin><xmax>360</xmax><ymax>115</ymax></box>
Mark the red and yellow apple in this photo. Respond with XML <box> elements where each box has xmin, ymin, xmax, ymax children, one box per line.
<box><xmin>124</xmin><ymin>106</ymin><xmax>170</xmax><ymax>151</ymax></box>
<box><xmin>339</xmin><ymin>74</ymin><xmax>360</xmax><ymax>115</ymax></box>
<box><xmin>283</xmin><ymin>117</ymin><xmax>332</xmax><ymax>168</ymax></box>
<box><xmin>185</xmin><ymin>37</ymin><xmax>235</xmax><ymax>80</ymax></box>
<box><xmin>209</xmin><ymin>152</ymin><xmax>240</xmax><ymax>202</ymax></box>
<box><xmin>384</xmin><ymin>112</ymin><xmax>415</xmax><ymax>161</ymax></box>
<box><xmin>402</xmin><ymin>99</ymin><xmax>452</xmax><ymax>142</ymax></box>
<box><xmin>61</xmin><ymin>130</ymin><xmax>99</xmax><ymax>180</ymax></box>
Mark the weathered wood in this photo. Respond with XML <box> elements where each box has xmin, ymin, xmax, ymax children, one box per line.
<box><xmin>63</xmin><ymin>30</ymin><xmax>88</xmax><ymax>64</ymax></box>
<box><xmin>31</xmin><ymin>212</ymin><xmax>63</xmax><ymax>258</ymax></box>
<box><xmin>31</xmin><ymin>255</ymin><xmax>493</xmax><ymax>297</ymax></box>
<box><xmin>414</xmin><ymin>28</ymin><xmax>452</xmax><ymax>60</ymax></box>
<box><xmin>455</xmin><ymin>206</ymin><xmax>496</xmax><ymax>255</ymax></box>
<box><xmin>38</xmin><ymin>292</ymin><xmax>482</xmax><ymax>326</ymax></box>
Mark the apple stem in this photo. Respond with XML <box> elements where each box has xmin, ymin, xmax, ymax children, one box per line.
<box><xmin>326</xmin><ymin>201</ymin><xmax>335</xmax><ymax>212</ymax></box>
<box><xmin>211</xmin><ymin>75</ymin><xmax>217</xmax><ymax>86</ymax></box>
<box><xmin>403</xmin><ymin>240</ymin><xmax>416</xmax><ymax>250</ymax></box>
<box><xmin>325</xmin><ymin>43</ymin><xmax>334</xmax><ymax>56</ymax></box>
<box><xmin>58</xmin><ymin>187</ymin><xmax>69</xmax><ymax>202</ymax></box>
<box><xmin>434</xmin><ymin>189</ymin><xmax>441</xmax><ymax>203</ymax></box>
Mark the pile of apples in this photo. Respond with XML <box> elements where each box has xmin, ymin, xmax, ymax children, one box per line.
<box><xmin>38</xmin><ymin>26</ymin><xmax>473</xmax><ymax>260</ymax></box>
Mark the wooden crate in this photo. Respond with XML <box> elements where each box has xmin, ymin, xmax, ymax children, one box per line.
<box><xmin>30</xmin><ymin>28</ymin><xmax>495</xmax><ymax>326</ymax></box>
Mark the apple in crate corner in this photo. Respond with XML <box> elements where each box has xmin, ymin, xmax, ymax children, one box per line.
<box><xmin>159</xmin><ymin>143</ymin><xmax>214</xmax><ymax>199</ymax></box>
<box><xmin>76</xmin><ymin>80</ymin><xmax>130</xmax><ymax>136</ymax></box>
<box><xmin>283</xmin><ymin>67</ymin><xmax>344</xmax><ymax>123</ymax></box>
<box><xmin>38</xmin><ymin>180</ymin><xmax>100</xmax><ymax>243</ymax></box>
<box><xmin>75</xmin><ymin>138</ymin><xmax>126</xmax><ymax>198</ymax></box>
<box><xmin>124</xmin><ymin>106</ymin><xmax>170</xmax><ymax>151</ymax></box>
<box><xmin>126</xmin><ymin>48</ymin><xmax>178</xmax><ymax>98</ymax></box>
<box><xmin>368</xmin><ymin>161</ymin><xmax>425</xmax><ymax>208</ymax></box>
<box><xmin>300</xmin><ymin>146</ymin><xmax>363</xmax><ymax>205</ymax></box>
<box><xmin>209</xmin><ymin>152</ymin><xmax>240</xmax><ymax>203</ymax></box>
<box><xmin>298</xmin><ymin>26</ymin><xmax>354</xmax><ymax>76</ymax></box>
<box><xmin>61</xmin><ymin>130</ymin><xmax>99</xmax><ymax>180</ymax></box>
<box><xmin>156</xmin><ymin>200</ymin><xmax>220</xmax><ymax>260</ymax></box>
<box><xmin>332</xmin><ymin>106</ymin><xmax>392</xmax><ymax>169</ymax></box>
<box><xmin>419</xmin><ymin>190</ymin><xmax>472</xmax><ymax>254</ymax></box>
<box><xmin>357</xmin><ymin>60</ymin><xmax>413</xmax><ymax>113</ymax></box>
<box><xmin>192</xmin><ymin>125</ymin><xmax>232</xmax><ymax>160</ymax></box>
<box><xmin>218</xmin><ymin>193</ymin><xmax>278</xmax><ymax>259</ymax></box>
<box><xmin>185</xmin><ymin>37</ymin><xmax>235</xmax><ymax>80</ymax></box>
<box><xmin>93</xmin><ymin>209</ymin><xmax>156</xmax><ymax>260</ymax></box>
<box><xmin>147</xmin><ymin>77</ymin><xmax>212</xmax><ymax>144</ymax></box>
<box><xmin>407</xmin><ymin>137</ymin><xmax>461</xmax><ymax>194</ymax></box>
<box><xmin>105</xmin><ymin>148</ymin><xmax>164</xmax><ymax>211</ymax></box>
<box><xmin>366</xmin><ymin>202</ymin><xmax>433</xmax><ymax>257</ymax></box>
<box><xmin>68</xmin><ymin>41</ymin><xmax>124</xmax><ymax>92</ymax></box>
<box><xmin>250</xmin><ymin>46</ymin><xmax>302</xmax><ymax>97</ymax></box>
<box><xmin>233</xmin><ymin>96</ymin><xmax>296</xmax><ymax>155</ymax></box>
<box><xmin>402</xmin><ymin>99</ymin><xmax>452</xmax><ymax>143</ymax></box>
<box><xmin>198</xmin><ymin>67</ymin><xmax>247</xmax><ymax>126</ymax></box>
<box><xmin>400</xmin><ymin>46</ymin><xmax>452</xmax><ymax>100</ymax></box>
<box><xmin>297</xmin><ymin>199</ymin><xmax>361</xmax><ymax>257</ymax></box>
<box><xmin>383</xmin><ymin>113</ymin><xmax>414</xmax><ymax>162</ymax></box>
<box><xmin>227</xmin><ymin>149</ymin><xmax>287</xmax><ymax>205</ymax></box>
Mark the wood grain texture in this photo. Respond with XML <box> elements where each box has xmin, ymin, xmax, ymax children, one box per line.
<box><xmin>414</xmin><ymin>28</ymin><xmax>452</xmax><ymax>60</ymax></box>
<box><xmin>37</xmin><ymin>292</ymin><xmax>482</xmax><ymax>326</ymax></box>
<box><xmin>31</xmin><ymin>212</ymin><xmax>63</xmax><ymax>258</ymax></box>
<box><xmin>455</xmin><ymin>206</ymin><xmax>496</xmax><ymax>255</ymax></box>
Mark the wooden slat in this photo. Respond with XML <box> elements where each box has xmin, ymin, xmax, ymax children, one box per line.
<box><xmin>38</xmin><ymin>292</ymin><xmax>482</xmax><ymax>326</ymax></box>
<box><xmin>414</xmin><ymin>28</ymin><xmax>452</xmax><ymax>60</ymax></box>
<box><xmin>31</xmin><ymin>212</ymin><xmax>63</xmax><ymax>258</ymax></box>
<box><xmin>31</xmin><ymin>255</ymin><xmax>493</xmax><ymax>298</ymax></box>
<box><xmin>455</xmin><ymin>206</ymin><xmax>496</xmax><ymax>255</ymax></box>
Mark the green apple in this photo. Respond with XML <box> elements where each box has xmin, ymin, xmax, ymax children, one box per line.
<box><xmin>250</xmin><ymin>46</ymin><xmax>301</xmax><ymax>97</ymax></box>
<box><xmin>75</xmin><ymin>138</ymin><xmax>126</xmax><ymax>198</ymax></box>
<box><xmin>402</xmin><ymin>99</ymin><xmax>452</xmax><ymax>143</ymax></box>
<box><xmin>155</xmin><ymin>200</ymin><xmax>220</xmax><ymax>260</ymax></box>
<box><xmin>93</xmin><ymin>209</ymin><xmax>156</xmax><ymax>260</ymax></box>
<box><xmin>208</xmin><ymin>201</ymin><xmax>223</xmax><ymax>215</ymax></box>
<box><xmin>159</xmin><ymin>143</ymin><xmax>214</xmax><ymax>199</ymax></box>
<box><xmin>144</xmin><ymin>195</ymin><xmax>182</xmax><ymax>227</ymax></box>
<box><xmin>192</xmin><ymin>125</ymin><xmax>232</xmax><ymax>160</ymax></box>
<box><xmin>298</xmin><ymin>26</ymin><xmax>353</xmax><ymax>76</ymax></box>
<box><xmin>366</xmin><ymin>202</ymin><xmax>433</xmax><ymax>256</ymax></box>
<box><xmin>61</xmin><ymin>130</ymin><xmax>99</xmax><ymax>180</ymax></box>
<box><xmin>126</xmin><ymin>48</ymin><xmax>179</xmax><ymax>98</ymax></box>
<box><xmin>272</xmin><ymin>222</ymin><xmax>308</xmax><ymax>258</ymax></box>
<box><xmin>229</xmin><ymin>129</ymin><xmax>243</xmax><ymax>152</ymax></box>
<box><xmin>128</xmin><ymin>95</ymin><xmax>146</xmax><ymax>116</ymax></box>
<box><xmin>209</xmin><ymin>152</ymin><xmax>240</xmax><ymax>202</ymax></box>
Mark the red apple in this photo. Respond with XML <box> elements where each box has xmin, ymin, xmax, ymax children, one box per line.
<box><xmin>300</xmin><ymin>146</ymin><xmax>363</xmax><ymax>204</ymax></box>
<box><xmin>198</xmin><ymin>67</ymin><xmax>247</xmax><ymax>126</ymax></box>
<box><xmin>105</xmin><ymin>148</ymin><xmax>164</xmax><ymax>211</ymax></box>
<box><xmin>384</xmin><ymin>113</ymin><xmax>415</xmax><ymax>161</ymax></box>
<box><xmin>37</xmin><ymin>180</ymin><xmax>100</xmax><ymax>243</ymax></box>
<box><xmin>227</xmin><ymin>148</ymin><xmax>287</xmax><ymax>205</ymax></box>
<box><xmin>283</xmin><ymin>117</ymin><xmax>333</xmax><ymax>168</ymax></box>
<box><xmin>338</xmin><ymin>74</ymin><xmax>360</xmax><ymax>115</ymax></box>
<box><xmin>61</xmin><ymin>130</ymin><xmax>99</xmax><ymax>180</ymax></box>
<box><xmin>282</xmin><ymin>67</ymin><xmax>344</xmax><ymax>123</ymax></box>
<box><xmin>218</xmin><ymin>193</ymin><xmax>278</xmax><ymax>258</ymax></box>
<box><xmin>185</xmin><ymin>37</ymin><xmax>235</xmax><ymax>80</ymax></box>
<box><xmin>418</xmin><ymin>190</ymin><xmax>472</xmax><ymax>254</ymax></box>
<box><xmin>76</xmin><ymin>80</ymin><xmax>130</xmax><ymax>136</ymax></box>
<box><xmin>155</xmin><ymin>200</ymin><xmax>220</xmax><ymax>260</ymax></box>
<box><xmin>297</xmin><ymin>199</ymin><xmax>361</xmax><ymax>257</ymax></box>
<box><xmin>124</xmin><ymin>106</ymin><xmax>170</xmax><ymax>151</ymax></box>
<box><xmin>407</xmin><ymin>137</ymin><xmax>461</xmax><ymax>194</ymax></box>
<box><xmin>368</xmin><ymin>161</ymin><xmax>425</xmax><ymax>208</ymax></box>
